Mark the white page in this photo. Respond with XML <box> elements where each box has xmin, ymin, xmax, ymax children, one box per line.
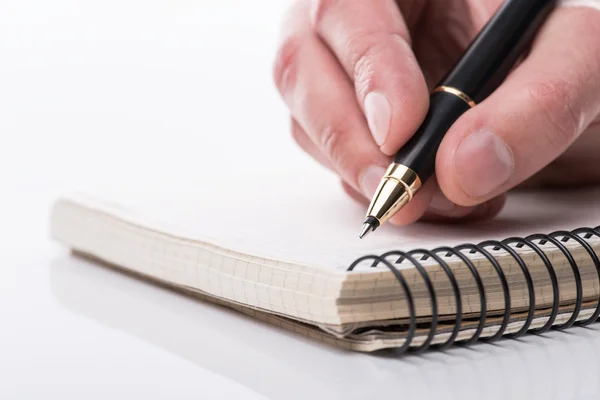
<box><xmin>61</xmin><ymin>149</ymin><xmax>600</xmax><ymax>270</ymax></box>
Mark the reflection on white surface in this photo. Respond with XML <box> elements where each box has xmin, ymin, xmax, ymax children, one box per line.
<box><xmin>45</xmin><ymin>251</ymin><xmax>600</xmax><ymax>399</ymax></box>
<box><xmin>1</xmin><ymin>0</ymin><xmax>600</xmax><ymax>398</ymax></box>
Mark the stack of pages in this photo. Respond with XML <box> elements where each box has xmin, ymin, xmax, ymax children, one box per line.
<box><xmin>50</xmin><ymin>160</ymin><xmax>600</xmax><ymax>352</ymax></box>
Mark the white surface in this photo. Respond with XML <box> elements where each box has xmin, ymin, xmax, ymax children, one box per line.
<box><xmin>2</xmin><ymin>1</ymin><xmax>600</xmax><ymax>398</ymax></box>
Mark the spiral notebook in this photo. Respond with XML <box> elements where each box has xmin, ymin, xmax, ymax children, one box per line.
<box><xmin>49</xmin><ymin>162</ymin><xmax>600</xmax><ymax>353</ymax></box>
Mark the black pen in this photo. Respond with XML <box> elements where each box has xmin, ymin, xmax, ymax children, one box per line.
<box><xmin>360</xmin><ymin>0</ymin><xmax>558</xmax><ymax>239</ymax></box>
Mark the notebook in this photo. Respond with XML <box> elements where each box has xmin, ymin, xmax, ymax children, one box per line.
<box><xmin>48</xmin><ymin>147</ymin><xmax>600</xmax><ymax>353</ymax></box>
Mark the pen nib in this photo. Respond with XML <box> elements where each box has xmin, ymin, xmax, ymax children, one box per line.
<box><xmin>359</xmin><ymin>222</ymin><xmax>374</xmax><ymax>239</ymax></box>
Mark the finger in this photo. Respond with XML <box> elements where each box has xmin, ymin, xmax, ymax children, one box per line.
<box><xmin>341</xmin><ymin>181</ymin><xmax>368</xmax><ymax>205</ymax></box>
<box><xmin>421</xmin><ymin>194</ymin><xmax>506</xmax><ymax>223</ymax></box>
<box><xmin>426</xmin><ymin>187</ymin><xmax>478</xmax><ymax>219</ymax></box>
<box><xmin>516</xmin><ymin>121</ymin><xmax>600</xmax><ymax>188</ymax></box>
<box><xmin>436</xmin><ymin>7</ymin><xmax>600</xmax><ymax>206</ymax></box>
<box><xmin>290</xmin><ymin>118</ymin><xmax>335</xmax><ymax>172</ymax></box>
<box><xmin>273</xmin><ymin>31</ymin><xmax>390</xmax><ymax>198</ymax></box>
<box><xmin>343</xmin><ymin>177</ymin><xmax>505</xmax><ymax>224</ymax></box>
<box><xmin>273</xmin><ymin>13</ymin><xmax>439</xmax><ymax>225</ymax></box>
<box><xmin>310</xmin><ymin>0</ymin><xmax>430</xmax><ymax>155</ymax></box>
<box><xmin>388</xmin><ymin>178</ymin><xmax>486</xmax><ymax>225</ymax></box>
<box><xmin>273</xmin><ymin>2</ymin><xmax>436</xmax><ymax>223</ymax></box>
<box><xmin>520</xmin><ymin>121</ymin><xmax>600</xmax><ymax>187</ymax></box>
<box><xmin>344</xmin><ymin>174</ymin><xmax>491</xmax><ymax>223</ymax></box>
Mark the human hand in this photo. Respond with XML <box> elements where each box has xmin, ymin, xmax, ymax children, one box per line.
<box><xmin>273</xmin><ymin>0</ymin><xmax>600</xmax><ymax>225</ymax></box>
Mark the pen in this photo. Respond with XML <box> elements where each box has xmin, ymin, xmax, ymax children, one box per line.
<box><xmin>359</xmin><ymin>0</ymin><xmax>558</xmax><ymax>239</ymax></box>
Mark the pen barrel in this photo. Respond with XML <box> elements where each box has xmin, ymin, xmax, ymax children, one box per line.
<box><xmin>440</xmin><ymin>0</ymin><xmax>557</xmax><ymax>103</ymax></box>
<box><xmin>393</xmin><ymin>91</ymin><xmax>470</xmax><ymax>179</ymax></box>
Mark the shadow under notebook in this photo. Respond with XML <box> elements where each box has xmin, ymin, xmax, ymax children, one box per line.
<box><xmin>48</xmin><ymin>250</ymin><xmax>600</xmax><ymax>400</ymax></box>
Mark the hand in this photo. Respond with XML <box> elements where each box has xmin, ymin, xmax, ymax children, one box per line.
<box><xmin>272</xmin><ymin>0</ymin><xmax>600</xmax><ymax>225</ymax></box>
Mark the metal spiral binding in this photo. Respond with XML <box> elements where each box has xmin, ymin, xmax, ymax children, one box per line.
<box><xmin>346</xmin><ymin>225</ymin><xmax>600</xmax><ymax>354</ymax></box>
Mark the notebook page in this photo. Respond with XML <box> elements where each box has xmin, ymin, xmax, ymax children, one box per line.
<box><xmin>61</xmin><ymin>152</ymin><xmax>600</xmax><ymax>272</ymax></box>
<box><xmin>45</xmin><ymin>0</ymin><xmax>600</xmax><ymax>274</ymax></box>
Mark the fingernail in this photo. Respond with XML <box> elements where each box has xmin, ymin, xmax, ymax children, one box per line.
<box><xmin>360</xmin><ymin>166</ymin><xmax>386</xmax><ymax>198</ymax></box>
<box><xmin>454</xmin><ymin>131</ymin><xmax>514</xmax><ymax>198</ymax></box>
<box><xmin>364</xmin><ymin>92</ymin><xmax>391</xmax><ymax>146</ymax></box>
<box><xmin>429</xmin><ymin>189</ymin><xmax>455</xmax><ymax>213</ymax></box>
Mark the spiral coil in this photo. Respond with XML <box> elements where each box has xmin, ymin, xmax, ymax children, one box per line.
<box><xmin>346</xmin><ymin>225</ymin><xmax>600</xmax><ymax>354</ymax></box>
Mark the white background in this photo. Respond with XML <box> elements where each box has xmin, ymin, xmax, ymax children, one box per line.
<box><xmin>2</xmin><ymin>1</ymin><xmax>600</xmax><ymax>399</ymax></box>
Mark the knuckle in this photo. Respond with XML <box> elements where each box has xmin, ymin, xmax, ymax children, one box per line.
<box><xmin>272</xmin><ymin>34</ymin><xmax>303</xmax><ymax>96</ymax></box>
<box><xmin>527</xmin><ymin>78</ymin><xmax>580</xmax><ymax>148</ymax></box>
<box><xmin>310</xmin><ymin>0</ymin><xmax>413</xmax><ymax>97</ymax></box>
<box><xmin>350</xmin><ymin>35</ymin><xmax>379</xmax><ymax>93</ymax></box>
<box><xmin>350</xmin><ymin>33</ymin><xmax>408</xmax><ymax>97</ymax></box>
<box><xmin>319</xmin><ymin>122</ymin><xmax>348</xmax><ymax>172</ymax></box>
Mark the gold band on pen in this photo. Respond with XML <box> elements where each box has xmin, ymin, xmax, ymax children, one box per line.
<box><xmin>364</xmin><ymin>164</ymin><xmax>422</xmax><ymax>226</ymax></box>
<box><xmin>382</xmin><ymin>165</ymin><xmax>421</xmax><ymax>202</ymax></box>
<box><xmin>432</xmin><ymin>86</ymin><xmax>476</xmax><ymax>108</ymax></box>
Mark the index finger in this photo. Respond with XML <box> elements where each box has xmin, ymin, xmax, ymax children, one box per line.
<box><xmin>310</xmin><ymin>0</ymin><xmax>430</xmax><ymax>155</ymax></box>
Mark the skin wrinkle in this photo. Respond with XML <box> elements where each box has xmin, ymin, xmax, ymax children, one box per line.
<box><xmin>353</xmin><ymin>35</ymin><xmax>424</xmax><ymax>113</ymax></box>
<box><xmin>351</xmin><ymin>33</ymin><xmax>409</xmax><ymax>98</ymax></box>
<box><xmin>528</xmin><ymin>77</ymin><xmax>580</xmax><ymax>150</ymax></box>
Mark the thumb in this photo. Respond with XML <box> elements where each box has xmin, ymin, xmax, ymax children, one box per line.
<box><xmin>436</xmin><ymin>7</ymin><xmax>600</xmax><ymax>206</ymax></box>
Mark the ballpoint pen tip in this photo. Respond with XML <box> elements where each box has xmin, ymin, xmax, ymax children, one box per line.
<box><xmin>359</xmin><ymin>222</ymin><xmax>374</xmax><ymax>239</ymax></box>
